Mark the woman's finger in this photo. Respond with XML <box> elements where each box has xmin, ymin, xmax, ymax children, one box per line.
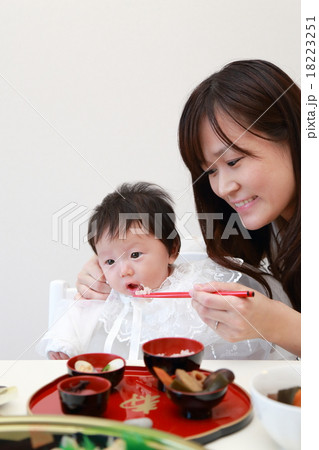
<box><xmin>75</xmin><ymin>284</ymin><xmax>110</xmax><ymax>300</ymax></box>
<box><xmin>76</xmin><ymin>274</ymin><xmax>109</xmax><ymax>294</ymax></box>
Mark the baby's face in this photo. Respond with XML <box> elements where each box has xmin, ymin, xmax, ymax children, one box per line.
<box><xmin>95</xmin><ymin>227</ymin><xmax>177</xmax><ymax>296</ymax></box>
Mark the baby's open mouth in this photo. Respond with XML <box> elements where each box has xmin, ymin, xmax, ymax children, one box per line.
<box><xmin>126</xmin><ymin>283</ymin><xmax>142</xmax><ymax>293</ymax></box>
<box><xmin>126</xmin><ymin>283</ymin><xmax>152</xmax><ymax>295</ymax></box>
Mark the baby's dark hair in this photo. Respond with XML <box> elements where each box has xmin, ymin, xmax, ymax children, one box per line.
<box><xmin>88</xmin><ymin>182</ymin><xmax>181</xmax><ymax>257</ymax></box>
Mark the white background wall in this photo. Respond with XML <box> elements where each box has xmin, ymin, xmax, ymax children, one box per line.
<box><xmin>0</xmin><ymin>0</ymin><xmax>300</xmax><ymax>359</ymax></box>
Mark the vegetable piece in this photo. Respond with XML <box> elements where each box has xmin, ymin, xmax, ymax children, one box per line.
<box><xmin>174</xmin><ymin>369</ymin><xmax>203</xmax><ymax>392</ymax></box>
<box><xmin>215</xmin><ymin>368</ymin><xmax>235</xmax><ymax>384</ymax></box>
<box><xmin>170</xmin><ymin>378</ymin><xmax>193</xmax><ymax>392</ymax></box>
<box><xmin>153</xmin><ymin>366</ymin><xmax>173</xmax><ymax>387</ymax></box>
<box><xmin>102</xmin><ymin>358</ymin><xmax>124</xmax><ymax>372</ymax></box>
<box><xmin>277</xmin><ymin>386</ymin><xmax>301</xmax><ymax>405</ymax></box>
<box><xmin>202</xmin><ymin>373</ymin><xmax>229</xmax><ymax>391</ymax></box>
<box><xmin>74</xmin><ymin>360</ymin><xmax>94</xmax><ymax>373</ymax></box>
<box><xmin>293</xmin><ymin>388</ymin><xmax>301</xmax><ymax>407</ymax></box>
<box><xmin>190</xmin><ymin>370</ymin><xmax>206</xmax><ymax>384</ymax></box>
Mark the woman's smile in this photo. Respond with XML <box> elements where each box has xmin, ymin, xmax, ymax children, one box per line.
<box><xmin>231</xmin><ymin>195</ymin><xmax>258</xmax><ymax>210</ymax></box>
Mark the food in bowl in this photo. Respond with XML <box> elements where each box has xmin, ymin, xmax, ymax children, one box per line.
<box><xmin>159</xmin><ymin>368</ymin><xmax>234</xmax><ymax>420</ymax></box>
<box><xmin>268</xmin><ymin>386</ymin><xmax>301</xmax><ymax>407</ymax></box>
<box><xmin>74</xmin><ymin>358</ymin><xmax>124</xmax><ymax>374</ymax></box>
<box><xmin>251</xmin><ymin>365</ymin><xmax>301</xmax><ymax>450</ymax></box>
<box><xmin>67</xmin><ymin>353</ymin><xmax>126</xmax><ymax>388</ymax></box>
<box><xmin>0</xmin><ymin>416</ymin><xmax>204</xmax><ymax>450</ymax></box>
<box><xmin>142</xmin><ymin>337</ymin><xmax>204</xmax><ymax>391</ymax></box>
<box><xmin>156</xmin><ymin>349</ymin><xmax>195</xmax><ymax>357</ymax></box>
<box><xmin>155</xmin><ymin>367</ymin><xmax>235</xmax><ymax>392</ymax></box>
<box><xmin>52</xmin><ymin>436</ymin><xmax>125</xmax><ymax>449</ymax></box>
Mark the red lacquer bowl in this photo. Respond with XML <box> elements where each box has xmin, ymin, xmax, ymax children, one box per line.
<box><xmin>142</xmin><ymin>337</ymin><xmax>204</xmax><ymax>390</ymax></box>
<box><xmin>67</xmin><ymin>353</ymin><xmax>126</xmax><ymax>388</ymax></box>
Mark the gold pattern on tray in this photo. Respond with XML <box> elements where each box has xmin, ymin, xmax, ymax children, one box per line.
<box><xmin>120</xmin><ymin>393</ymin><xmax>160</xmax><ymax>414</ymax></box>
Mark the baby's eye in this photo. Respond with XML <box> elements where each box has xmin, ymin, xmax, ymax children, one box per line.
<box><xmin>131</xmin><ymin>252</ymin><xmax>142</xmax><ymax>259</ymax></box>
<box><xmin>105</xmin><ymin>259</ymin><xmax>115</xmax><ymax>266</ymax></box>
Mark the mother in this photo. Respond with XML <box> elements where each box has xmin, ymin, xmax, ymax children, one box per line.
<box><xmin>76</xmin><ymin>59</ymin><xmax>300</xmax><ymax>357</ymax></box>
<box><xmin>179</xmin><ymin>59</ymin><xmax>300</xmax><ymax>357</ymax></box>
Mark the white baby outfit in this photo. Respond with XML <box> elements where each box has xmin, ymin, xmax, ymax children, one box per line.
<box><xmin>37</xmin><ymin>258</ymin><xmax>294</xmax><ymax>360</ymax></box>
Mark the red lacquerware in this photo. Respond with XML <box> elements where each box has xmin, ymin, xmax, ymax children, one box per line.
<box><xmin>142</xmin><ymin>337</ymin><xmax>204</xmax><ymax>391</ymax></box>
<box><xmin>28</xmin><ymin>366</ymin><xmax>252</xmax><ymax>445</ymax></box>
<box><xmin>58</xmin><ymin>376</ymin><xmax>111</xmax><ymax>416</ymax></box>
<box><xmin>67</xmin><ymin>353</ymin><xmax>125</xmax><ymax>387</ymax></box>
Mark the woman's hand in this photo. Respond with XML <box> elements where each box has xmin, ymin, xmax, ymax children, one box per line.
<box><xmin>48</xmin><ymin>351</ymin><xmax>69</xmax><ymax>360</ymax></box>
<box><xmin>75</xmin><ymin>255</ymin><xmax>111</xmax><ymax>300</ymax></box>
<box><xmin>190</xmin><ymin>281</ymin><xmax>301</xmax><ymax>356</ymax></box>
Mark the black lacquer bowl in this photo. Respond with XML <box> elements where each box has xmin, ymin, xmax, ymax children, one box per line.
<box><xmin>165</xmin><ymin>382</ymin><xmax>228</xmax><ymax>420</ymax></box>
<box><xmin>57</xmin><ymin>375</ymin><xmax>111</xmax><ymax>417</ymax></box>
<box><xmin>142</xmin><ymin>337</ymin><xmax>204</xmax><ymax>390</ymax></box>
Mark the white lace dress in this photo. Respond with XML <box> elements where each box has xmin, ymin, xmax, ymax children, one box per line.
<box><xmin>37</xmin><ymin>258</ymin><xmax>287</xmax><ymax>360</ymax></box>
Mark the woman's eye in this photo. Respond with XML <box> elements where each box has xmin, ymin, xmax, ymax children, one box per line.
<box><xmin>204</xmin><ymin>168</ymin><xmax>217</xmax><ymax>176</ymax></box>
<box><xmin>227</xmin><ymin>157</ymin><xmax>243</xmax><ymax>167</ymax></box>
<box><xmin>131</xmin><ymin>252</ymin><xmax>142</xmax><ymax>259</ymax></box>
<box><xmin>105</xmin><ymin>259</ymin><xmax>115</xmax><ymax>266</ymax></box>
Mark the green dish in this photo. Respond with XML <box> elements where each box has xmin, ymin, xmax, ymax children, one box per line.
<box><xmin>0</xmin><ymin>415</ymin><xmax>204</xmax><ymax>449</ymax></box>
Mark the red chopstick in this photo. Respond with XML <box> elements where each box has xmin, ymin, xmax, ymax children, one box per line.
<box><xmin>133</xmin><ymin>290</ymin><xmax>254</xmax><ymax>298</ymax></box>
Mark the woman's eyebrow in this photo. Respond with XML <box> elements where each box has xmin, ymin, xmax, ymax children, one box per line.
<box><xmin>202</xmin><ymin>146</ymin><xmax>230</xmax><ymax>166</ymax></box>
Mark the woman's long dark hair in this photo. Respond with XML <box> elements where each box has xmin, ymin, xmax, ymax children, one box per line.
<box><xmin>179</xmin><ymin>60</ymin><xmax>300</xmax><ymax>312</ymax></box>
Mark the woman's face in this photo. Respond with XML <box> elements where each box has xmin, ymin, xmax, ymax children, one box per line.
<box><xmin>199</xmin><ymin>113</ymin><xmax>296</xmax><ymax>230</ymax></box>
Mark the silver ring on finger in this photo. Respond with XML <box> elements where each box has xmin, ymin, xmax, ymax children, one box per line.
<box><xmin>215</xmin><ymin>320</ymin><xmax>219</xmax><ymax>330</ymax></box>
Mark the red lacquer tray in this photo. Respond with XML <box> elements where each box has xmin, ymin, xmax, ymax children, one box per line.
<box><xmin>28</xmin><ymin>366</ymin><xmax>253</xmax><ymax>445</ymax></box>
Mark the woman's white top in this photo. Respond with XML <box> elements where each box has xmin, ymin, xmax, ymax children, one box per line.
<box><xmin>37</xmin><ymin>258</ymin><xmax>295</xmax><ymax>360</ymax></box>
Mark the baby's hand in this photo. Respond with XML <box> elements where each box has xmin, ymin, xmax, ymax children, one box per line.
<box><xmin>48</xmin><ymin>351</ymin><xmax>69</xmax><ymax>360</ymax></box>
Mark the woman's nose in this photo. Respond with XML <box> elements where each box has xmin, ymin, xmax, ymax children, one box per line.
<box><xmin>215</xmin><ymin>174</ymin><xmax>239</xmax><ymax>199</ymax></box>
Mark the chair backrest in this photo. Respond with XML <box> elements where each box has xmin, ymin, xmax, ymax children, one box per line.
<box><xmin>48</xmin><ymin>280</ymin><xmax>77</xmax><ymax>327</ymax></box>
<box><xmin>48</xmin><ymin>251</ymin><xmax>208</xmax><ymax>327</ymax></box>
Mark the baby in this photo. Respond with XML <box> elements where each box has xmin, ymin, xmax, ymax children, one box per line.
<box><xmin>38</xmin><ymin>182</ymin><xmax>274</xmax><ymax>360</ymax></box>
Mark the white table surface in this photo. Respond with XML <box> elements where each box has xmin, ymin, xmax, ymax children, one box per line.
<box><xmin>0</xmin><ymin>359</ymin><xmax>300</xmax><ymax>449</ymax></box>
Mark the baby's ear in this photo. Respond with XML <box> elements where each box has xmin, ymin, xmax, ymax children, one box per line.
<box><xmin>168</xmin><ymin>243</ymin><xmax>179</xmax><ymax>265</ymax></box>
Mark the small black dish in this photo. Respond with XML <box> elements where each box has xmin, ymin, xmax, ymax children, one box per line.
<box><xmin>142</xmin><ymin>337</ymin><xmax>204</xmax><ymax>391</ymax></box>
<box><xmin>57</xmin><ymin>375</ymin><xmax>111</xmax><ymax>417</ymax></box>
<box><xmin>166</xmin><ymin>382</ymin><xmax>227</xmax><ymax>420</ymax></box>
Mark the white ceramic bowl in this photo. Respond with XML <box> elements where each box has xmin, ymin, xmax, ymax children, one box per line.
<box><xmin>251</xmin><ymin>365</ymin><xmax>301</xmax><ymax>450</ymax></box>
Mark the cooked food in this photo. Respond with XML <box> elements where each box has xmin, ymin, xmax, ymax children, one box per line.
<box><xmin>154</xmin><ymin>367</ymin><xmax>235</xmax><ymax>392</ymax></box>
<box><xmin>52</xmin><ymin>436</ymin><xmax>126</xmax><ymax>449</ymax></box>
<box><xmin>74</xmin><ymin>360</ymin><xmax>94</xmax><ymax>373</ymax></box>
<box><xmin>102</xmin><ymin>358</ymin><xmax>124</xmax><ymax>372</ymax></box>
<box><xmin>156</xmin><ymin>349</ymin><xmax>195</xmax><ymax>357</ymax></box>
<box><xmin>74</xmin><ymin>358</ymin><xmax>124</xmax><ymax>374</ymax></box>
<box><xmin>135</xmin><ymin>285</ymin><xmax>152</xmax><ymax>295</ymax></box>
<box><xmin>268</xmin><ymin>386</ymin><xmax>301</xmax><ymax>407</ymax></box>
